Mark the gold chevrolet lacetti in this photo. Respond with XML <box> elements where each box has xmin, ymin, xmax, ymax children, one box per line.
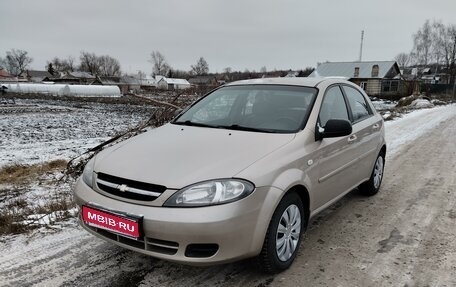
<box><xmin>74</xmin><ymin>77</ymin><xmax>386</xmax><ymax>273</ymax></box>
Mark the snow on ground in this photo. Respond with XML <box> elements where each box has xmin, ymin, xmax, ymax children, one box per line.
<box><xmin>409</xmin><ymin>98</ymin><xmax>434</xmax><ymax>109</ymax></box>
<box><xmin>0</xmin><ymin>100</ymin><xmax>455</xmax><ymax>286</ymax></box>
<box><xmin>0</xmin><ymin>99</ymin><xmax>152</xmax><ymax>167</ymax></box>
<box><xmin>0</xmin><ymin>98</ymin><xmax>155</xmax><ymax>235</ymax></box>
<box><xmin>370</xmin><ymin>99</ymin><xmax>397</xmax><ymax>111</ymax></box>
<box><xmin>0</xmin><ymin>102</ymin><xmax>453</xmax><ymax>232</ymax></box>
<box><xmin>2</xmin><ymin>97</ymin><xmax>452</xmax><ymax>168</ymax></box>
<box><xmin>384</xmin><ymin>104</ymin><xmax>456</xmax><ymax>159</ymax></box>
<box><xmin>19</xmin><ymin>208</ymin><xmax>78</xmax><ymax>226</ymax></box>
<box><xmin>0</xmin><ymin>224</ymin><xmax>94</xmax><ymax>286</ymax></box>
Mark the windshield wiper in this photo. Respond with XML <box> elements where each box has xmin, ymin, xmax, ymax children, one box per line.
<box><xmin>173</xmin><ymin>120</ymin><xmax>218</xmax><ymax>128</ymax></box>
<box><xmin>174</xmin><ymin>121</ymin><xmax>278</xmax><ymax>133</ymax></box>
<box><xmin>217</xmin><ymin>124</ymin><xmax>277</xmax><ymax>133</ymax></box>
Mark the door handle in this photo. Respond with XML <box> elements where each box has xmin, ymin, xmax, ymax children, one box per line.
<box><xmin>347</xmin><ymin>135</ymin><xmax>357</xmax><ymax>143</ymax></box>
<box><xmin>372</xmin><ymin>123</ymin><xmax>380</xmax><ymax>130</ymax></box>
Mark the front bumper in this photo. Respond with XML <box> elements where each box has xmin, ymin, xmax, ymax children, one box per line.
<box><xmin>74</xmin><ymin>178</ymin><xmax>283</xmax><ymax>266</ymax></box>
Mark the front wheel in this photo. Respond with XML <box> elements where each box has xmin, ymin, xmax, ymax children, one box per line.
<box><xmin>258</xmin><ymin>192</ymin><xmax>305</xmax><ymax>273</ymax></box>
<box><xmin>359</xmin><ymin>152</ymin><xmax>385</xmax><ymax>196</ymax></box>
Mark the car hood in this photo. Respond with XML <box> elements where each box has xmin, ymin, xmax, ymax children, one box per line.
<box><xmin>94</xmin><ymin>123</ymin><xmax>295</xmax><ymax>189</ymax></box>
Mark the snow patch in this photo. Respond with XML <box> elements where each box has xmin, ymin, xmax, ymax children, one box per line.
<box><xmin>371</xmin><ymin>100</ymin><xmax>397</xmax><ymax>111</ymax></box>
<box><xmin>18</xmin><ymin>208</ymin><xmax>78</xmax><ymax>227</ymax></box>
<box><xmin>409</xmin><ymin>99</ymin><xmax>434</xmax><ymax>109</ymax></box>
<box><xmin>0</xmin><ymin>100</ymin><xmax>150</xmax><ymax>167</ymax></box>
<box><xmin>385</xmin><ymin>104</ymin><xmax>456</xmax><ymax>159</ymax></box>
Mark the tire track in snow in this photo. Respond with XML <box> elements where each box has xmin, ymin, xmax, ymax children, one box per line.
<box><xmin>0</xmin><ymin>226</ymin><xmax>154</xmax><ymax>287</ymax></box>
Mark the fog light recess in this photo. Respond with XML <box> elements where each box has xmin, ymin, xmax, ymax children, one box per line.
<box><xmin>185</xmin><ymin>244</ymin><xmax>219</xmax><ymax>258</ymax></box>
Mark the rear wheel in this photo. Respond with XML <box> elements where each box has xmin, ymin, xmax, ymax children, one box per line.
<box><xmin>359</xmin><ymin>152</ymin><xmax>385</xmax><ymax>196</ymax></box>
<box><xmin>258</xmin><ymin>192</ymin><xmax>305</xmax><ymax>273</ymax></box>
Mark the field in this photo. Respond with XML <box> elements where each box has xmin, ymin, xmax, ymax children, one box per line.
<box><xmin>0</xmin><ymin>97</ymin><xmax>155</xmax><ymax>234</ymax></box>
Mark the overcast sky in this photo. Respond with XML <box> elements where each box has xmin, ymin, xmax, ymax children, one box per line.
<box><xmin>1</xmin><ymin>0</ymin><xmax>455</xmax><ymax>75</ymax></box>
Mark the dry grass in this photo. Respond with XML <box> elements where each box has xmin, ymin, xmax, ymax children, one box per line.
<box><xmin>0</xmin><ymin>194</ymin><xmax>75</xmax><ymax>235</ymax></box>
<box><xmin>0</xmin><ymin>159</ymin><xmax>75</xmax><ymax>235</ymax></box>
<box><xmin>0</xmin><ymin>159</ymin><xmax>67</xmax><ymax>185</ymax></box>
<box><xmin>0</xmin><ymin>198</ymin><xmax>29</xmax><ymax>234</ymax></box>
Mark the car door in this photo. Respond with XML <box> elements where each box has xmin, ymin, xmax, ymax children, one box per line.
<box><xmin>313</xmin><ymin>85</ymin><xmax>362</xmax><ymax>210</ymax></box>
<box><xmin>341</xmin><ymin>85</ymin><xmax>382</xmax><ymax>182</ymax></box>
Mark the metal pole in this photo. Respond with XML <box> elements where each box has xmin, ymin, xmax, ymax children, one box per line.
<box><xmin>359</xmin><ymin>30</ymin><xmax>364</xmax><ymax>62</ymax></box>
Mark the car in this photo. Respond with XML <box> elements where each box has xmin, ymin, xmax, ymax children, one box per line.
<box><xmin>74</xmin><ymin>77</ymin><xmax>386</xmax><ymax>273</ymax></box>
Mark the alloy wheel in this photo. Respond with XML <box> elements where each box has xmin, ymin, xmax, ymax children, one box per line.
<box><xmin>373</xmin><ymin>156</ymin><xmax>384</xmax><ymax>189</ymax></box>
<box><xmin>276</xmin><ymin>204</ymin><xmax>301</xmax><ymax>262</ymax></box>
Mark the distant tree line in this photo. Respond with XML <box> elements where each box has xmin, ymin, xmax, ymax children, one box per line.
<box><xmin>148</xmin><ymin>51</ymin><xmax>209</xmax><ymax>77</ymax></box>
<box><xmin>148</xmin><ymin>50</ymin><xmax>314</xmax><ymax>81</ymax></box>
<box><xmin>46</xmin><ymin>56</ymin><xmax>75</xmax><ymax>74</ymax></box>
<box><xmin>78</xmin><ymin>52</ymin><xmax>121</xmax><ymax>77</ymax></box>
<box><xmin>1</xmin><ymin>48</ymin><xmax>314</xmax><ymax>81</ymax></box>
<box><xmin>48</xmin><ymin>52</ymin><xmax>121</xmax><ymax>77</ymax></box>
<box><xmin>0</xmin><ymin>49</ymin><xmax>122</xmax><ymax>77</ymax></box>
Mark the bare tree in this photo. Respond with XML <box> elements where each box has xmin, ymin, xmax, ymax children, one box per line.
<box><xmin>260</xmin><ymin>66</ymin><xmax>267</xmax><ymax>73</ymax></box>
<box><xmin>79</xmin><ymin>52</ymin><xmax>121</xmax><ymax>76</ymax></box>
<box><xmin>411</xmin><ymin>20</ymin><xmax>451</xmax><ymax>67</ymax></box>
<box><xmin>394</xmin><ymin>53</ymin><xmax>411</xmax><ymax>69</ymax></box>
<box><xmin>410</xmin><ymin>20</ymin><xmax>456</xmax><ymax>84</ymax></box>
<box><xmin>149</xmin><ymin>51</ymin><xmax>170</xmax><ymax>76</ymax></box>
<box><xmin>191</xmin><ymin>57</ymin><xmax>209</xmax><ymax>75</ymax></box>
<box><xmin>411</xmin><ymin>20</ymin><xmax>433</xmax><ymax>67</ymax></box>
<box><xmin>79</xmin><ymin>51</ymin><xmax>100</xmax><ymax>75</ymax></box>
<box><xmin>66</xmin><ymin>56</ymin><xmax>75</xmax><ymax>72</ymax></box>
<box><xmin>437</xmin><ymin>24</ymin><xmax>456</xmax><ymax>84</ymax></box>
<box><xmin>223</xmin><ymin>67</ymin><xmax>232</xmax><ymax>74</ymax></box>
<box><xmin>432</xmin><ymin>21</ymin><xmax>447</xmax><ymax>66</ymax></box>
<box><xmin>0</xmin><ymin>57</ymin><xmax>6</xmax><ymax>70</ymax></box>
<box><xmin>4</xmin><ymin>49</ymin><xmax>33</xmax><ymax>76</ymax></box>
<box><xmin>444</xmin><ymin>25</ymin><xmax>456</xmax><ymax>84</ymax></box>
<box><xmin>47</xmin><ymin>56</ymin><xmax>75</xmax><ymax>74</ymax></box>
<box><xmin>98</xmin><ymin>55</ymin><xmax>121</xmax><ymax>77</ymax></box>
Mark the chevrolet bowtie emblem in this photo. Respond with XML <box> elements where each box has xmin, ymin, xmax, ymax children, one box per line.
<box><xmin>118</xmin><ymin>184</ymin><xmax>128</xmax><ymax>192</ymax></box>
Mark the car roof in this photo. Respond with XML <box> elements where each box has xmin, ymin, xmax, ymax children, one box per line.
<box><xmin>224</xmin><ymin>77</ymin><xmax>353</xmax><ymax>88</ymax></box>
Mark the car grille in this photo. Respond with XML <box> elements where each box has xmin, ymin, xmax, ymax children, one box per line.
<box><xmin>86</xmin><ymin>224</ymin><xmax>179</xmax><ymax>255</ymax></box>
<box><xmin>96</xmin><ymin>172</ymin><xmax>167</xmax><ymax>201</ymax></box>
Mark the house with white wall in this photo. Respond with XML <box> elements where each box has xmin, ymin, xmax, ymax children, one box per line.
<box><xmin>156</xmin><ymin>77</ymin><xmax>191</xmax><ymax>90</ymax></box>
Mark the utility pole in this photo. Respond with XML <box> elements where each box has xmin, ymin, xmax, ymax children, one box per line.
<box><xmin>359</xmin><ymin>30</ymin><xmax>364</xmax><ymax>62</ymax></box>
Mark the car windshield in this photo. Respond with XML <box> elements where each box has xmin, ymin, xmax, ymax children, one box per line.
<box><xmin>173</xmin><ymin>85</ymin><xmax>317</xmax><ymax>133</ymax></box>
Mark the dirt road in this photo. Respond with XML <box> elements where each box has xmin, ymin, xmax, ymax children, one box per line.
<box><xmin>1</xmin><ymin>111</ymin><xmax>455</xmax><ymax>287</ymax></box>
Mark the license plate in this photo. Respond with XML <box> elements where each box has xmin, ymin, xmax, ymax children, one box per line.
<box><xmin>82</xmin><ymin>205</ymin><xmax>142</xmax><ymax>239</ymax></box>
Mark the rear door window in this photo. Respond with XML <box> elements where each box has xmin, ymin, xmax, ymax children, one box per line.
<box><xmin>343</xmin><ymin>86</ymin><xmax>372</xmax><ymax>122</ymax></box>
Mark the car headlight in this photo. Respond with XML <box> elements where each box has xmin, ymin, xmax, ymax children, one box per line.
<box><xmin>82</xmin><ymin>157</ymin><xmax>95</xmax><ymax>187</ymax></box>
<box><xmin>164</xmin><ymin>179</ymin><xmax>255</xmax><ymax>207</ymax></box>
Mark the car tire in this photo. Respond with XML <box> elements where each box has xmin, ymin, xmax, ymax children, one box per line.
<box><xmin>359</xmin><ymin>152</ymin><xmax>385</xmax><ymax>196</ymax></box>
<box><xmin>258</xmin><ymin>192</ymin><xmax>305</xmax><ymax>273</ymax></box>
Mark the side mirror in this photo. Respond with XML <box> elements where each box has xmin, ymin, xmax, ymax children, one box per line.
<box><xmin>317</xmin><ymin>119</ymin><xmax>352</xmax><ymax>140</ymax></box>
